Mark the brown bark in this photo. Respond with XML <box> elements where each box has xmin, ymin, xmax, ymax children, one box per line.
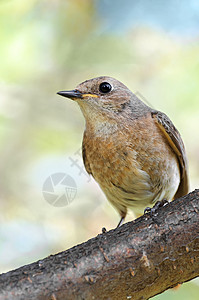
<box><xmin>0</xmin><ymin>190</ymin><xmax>199</xmax><ymax>300</ymax></box>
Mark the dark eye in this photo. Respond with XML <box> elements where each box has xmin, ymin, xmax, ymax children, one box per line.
<box><xmin>99</xmin><ymin>82</ymin><xmax>112</xmax><ymax>93</ymax></box>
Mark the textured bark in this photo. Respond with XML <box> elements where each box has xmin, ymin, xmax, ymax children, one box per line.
<box><xmin>0</xmin><ymin>190</ymin><xmax>199</xmax><ymax>300</ymax></box>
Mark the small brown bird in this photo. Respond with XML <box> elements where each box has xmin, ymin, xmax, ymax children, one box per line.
<box><xmin>57</xmin><ymin>76</ymin><xmax>188</xmax><ymax>226</ymax></box>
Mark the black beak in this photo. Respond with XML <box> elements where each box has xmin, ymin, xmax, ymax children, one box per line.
<box><xmin>57</xmin><ymin>89</ymin><xmax>83</xmax><ymax>99</ymax></box>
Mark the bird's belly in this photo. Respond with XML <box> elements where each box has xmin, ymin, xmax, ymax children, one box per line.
<box><xmin>100</xmin><ymin>152</ymin><xmax>180</xmax><ymax>215</ymax></box>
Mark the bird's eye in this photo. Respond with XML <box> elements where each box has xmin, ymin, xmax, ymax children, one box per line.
<box><xmin>99</xmin><ymin>82</ymin><xmax>112</xmax><ymax>93</ymax></box>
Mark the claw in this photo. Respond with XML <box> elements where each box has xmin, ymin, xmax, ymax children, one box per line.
<box><xmin>144</xmin><ymin>199</ymin><xmax>169</xmax><ymax>217</ymax></box>
<box><xmin>102</xmin><ymin>227</ymin><xmax>107</xmax><ymax>234</ymax></box>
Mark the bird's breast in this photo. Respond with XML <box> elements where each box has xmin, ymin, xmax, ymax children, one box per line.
<box><xmin>83</xmin><ymin>114</ymin><xmax>180</xmax><ymax>208</ymax></box>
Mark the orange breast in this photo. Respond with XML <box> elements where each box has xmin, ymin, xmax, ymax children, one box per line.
<box><xmin>83</xmin><ymin>113</ymin><xmax>180</xmax><ymax>211</ymax></box>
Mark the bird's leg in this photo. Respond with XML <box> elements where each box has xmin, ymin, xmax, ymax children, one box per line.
<box><xmin>144</xmin><ymin>199</ymin><xmax>169</xmax><ymax>216</ymax></box>
<box><xmin>101</xmin><ymin>211</ymin><xmax>126</xmax><ymax>233</ymax></box>
<box><xmin>116</xmin><ymin>210</ymin><xmax>127</xmax><ymax>228</ymax></box>
<box><xmin>117</xmin><ymin>216</ymin><xmax>125</xmax><ymax>228</ymax></box>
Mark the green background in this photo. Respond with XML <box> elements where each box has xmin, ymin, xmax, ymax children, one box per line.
<box><xmin>0</xmin><ymin>0</ymin><xmax>198</xmax><ymax>298</ymax></box>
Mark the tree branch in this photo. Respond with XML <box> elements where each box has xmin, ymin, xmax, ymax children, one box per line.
<box><xmin>0</xmin><ymin>190</ymin><xmax>199</xmax><ymax>300</ymax></box>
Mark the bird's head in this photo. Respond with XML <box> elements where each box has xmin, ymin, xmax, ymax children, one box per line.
<box><xmin>57</xmin><ymin>76</ymin><xmax>150</xmax><ymax>123</ymax></box>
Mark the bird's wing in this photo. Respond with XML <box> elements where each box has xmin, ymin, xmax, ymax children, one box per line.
<box><xmin>82</xmin><ymin>142</ymin><xmax>92</xmax><ymax>175</ymax></box>
<box><xmin>151</xmin><ymin>110</ymin><xmax>189</xmax><ymax>198</ymax></box>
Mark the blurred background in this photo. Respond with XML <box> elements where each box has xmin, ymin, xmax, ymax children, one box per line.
<box><xmin>0</xmin><ymin>0</ymin><xmax>199</xmax><ymax>298</ymax></box>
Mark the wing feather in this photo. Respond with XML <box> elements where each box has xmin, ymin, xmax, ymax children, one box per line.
<box><xmin>82</xmin><ymin>141</ymin><xmax>92</xmax><ymax>175</ymax></box>
<box><xmin>151</xmin><ymin>110</ymin><xmax>189</xmax><ymax>198</ymax></box>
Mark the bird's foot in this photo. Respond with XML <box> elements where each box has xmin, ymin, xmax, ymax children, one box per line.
<box><xmin>144</xmin><ymin>199</ymin><xmax>169</xmax><ymax>217</ymax></box>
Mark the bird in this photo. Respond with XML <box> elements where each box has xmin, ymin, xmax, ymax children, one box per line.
<box><xmin>57</xmin><ymin>76</ymin><xmax>189</xmax><ymax>227</ymax></box>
